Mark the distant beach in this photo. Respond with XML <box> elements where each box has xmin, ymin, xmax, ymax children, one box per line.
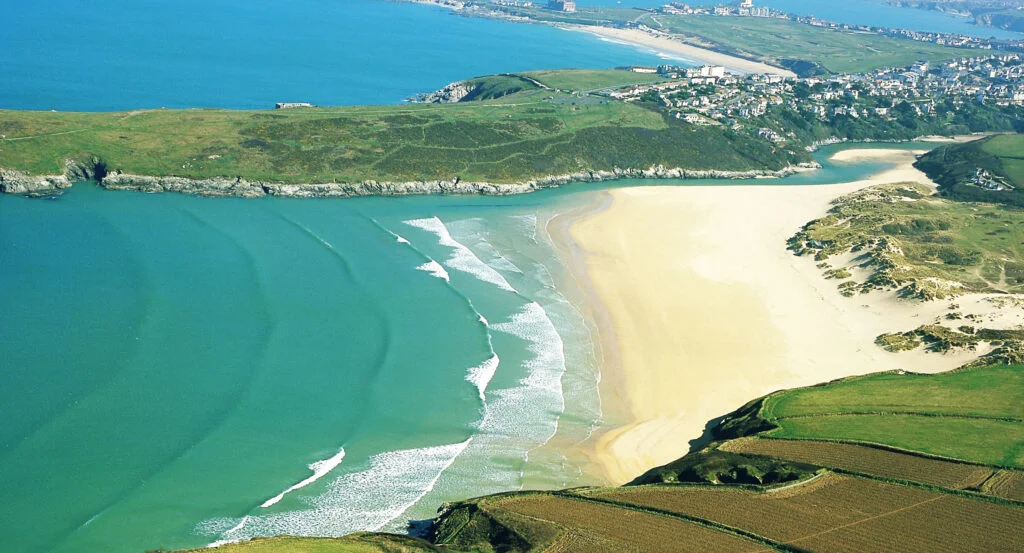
<box><xmin>559</xmin><ymin>24</ymin><xmax>797</xmax><ymax>77</ymax></box>
<box><xmin>559</xmin><ymin>147</ymin><xmax>997</xmax><ymax>484</ymax></box>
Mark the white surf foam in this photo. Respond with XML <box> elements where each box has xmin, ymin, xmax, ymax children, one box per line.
<box><xmin>201</xmin><ymin>440</ymin><xmax>471</xmax><ymax>543</ymax></box>
<box><xmin>395</xmin><ymin>235</ymin><xmax>410</xmax><ymax>244</ymax></box>
<box><xmin>466</xmin><ymin>354</ymin><xmax>500</xmax><ymax>402</ymax></box>
<box><xmin>415</xmin><ymin>259</ymin><xmax>450</xmax><ymax>282</ymax></box>
<box><xmin>260</xmin><ymin>448</ymin><xmax>346</xmax><ymax>508</ymax></box>
<box><xmin>404</xmin><ymin>217</ymin><xmax>518</xmax><ymax>293</ymax></box>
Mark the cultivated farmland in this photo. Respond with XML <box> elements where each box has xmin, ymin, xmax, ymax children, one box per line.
<box><xmin>590</xmin><ymin>475</ymin><xmax>1024</xmax><ymax>553</ymax></box>
<box><xmin>719</xmin><ymin>438</ymin><xmax>996</xmax><ymax>491</ymax></box>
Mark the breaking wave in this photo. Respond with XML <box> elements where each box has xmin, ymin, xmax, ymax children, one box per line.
<box><xmin>202</xmin><ymin>440</ymin><xmax>471</xmax><ymax>543</ymax></box>
<box><xmin>404</xmin><ymin>217</ymin><xmax>518</xmax><ymax>293</ymax></box>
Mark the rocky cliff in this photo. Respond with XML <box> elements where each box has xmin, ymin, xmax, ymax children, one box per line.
<box><xmin>0</xmin><ymin>161</ymin><xmax>821</xmax><ymax>199</ymax></box>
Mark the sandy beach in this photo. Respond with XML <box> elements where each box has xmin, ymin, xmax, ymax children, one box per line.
<box><xmin>562</xmin><ymin>24</ymin><xmax>797</xmax><ymax>77</ymax></box>
<box><xmin>562</xmin><ymin>148</ymin><xmax>1003</xmax><ymax>485</ymax></box>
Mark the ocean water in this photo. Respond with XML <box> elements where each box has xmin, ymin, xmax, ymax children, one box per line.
<box><xmin>0</xmin><ymin>141</ymin><xmax>921</xmax><ymax>553</ymax></box>
<box><xmin>1</xmin><ymin>0</ymin><xmax>671</xmax><ymax>112</ymax></box>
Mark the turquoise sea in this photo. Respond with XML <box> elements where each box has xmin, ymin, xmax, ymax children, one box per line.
<box><xmin>0</xmin><ymin>1</ymin><xmax>983</xmax><ymax>552</ymax></box>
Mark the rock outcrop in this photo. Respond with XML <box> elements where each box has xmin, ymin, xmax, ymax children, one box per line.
<box><xmin>0</xmin><ymin>170</ymin><xmax>72</xmax><ymax>196</ymax></box>
<box><xmin>411</xmin><ymin>81</ymin><xmax>474</xmax><ymax>104</ymax></box>
<box><xmin>0</xmin><ymin>161</ymin><xmax>821</xmax><ymax>199</ymax></box>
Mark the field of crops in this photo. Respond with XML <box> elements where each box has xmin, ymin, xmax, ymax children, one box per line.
<box><xmin>591</xmin><ymin>475</ymin><xmax>1024</xmax><ymax>553</ymax></box>
<box><xmin>486</xmin><ymin>495</ymin><xmax>763</xmax><ymax>553</ymax></box>
<box><xmin>719</xmin><ymin>438</ymin><xmax>995</xmax><ymax>490</ymax></box>
<box><xmin>985</xmin><ymin>470</ymin><xmax>1024</xmax><ymax>502</ymax></box>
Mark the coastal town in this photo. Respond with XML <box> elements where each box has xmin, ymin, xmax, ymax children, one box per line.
<box><xmin>600</xmin><ymin>54</ymin><xmax>1024</xmax><ymax>147</ymax></box>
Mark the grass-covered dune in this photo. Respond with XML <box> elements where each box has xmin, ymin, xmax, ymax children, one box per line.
<box><xmin>916</xmin><ymin>133</ymin><xmax>1024</xmax><ymax>207</ymax></box>
<box><xmin>0</xmin><ymin>87</ymin><xmax>801</xmax><ymax>191</ymax></box>
<box><xmin>790</xmin><ymin>181</ymin><xmax>1024</xmax><ymax>299</ymax></box>
<box><xmin>186</xmin><ymin>364</ymin><xmax>1024</xmax><ymax>553</ymax></box>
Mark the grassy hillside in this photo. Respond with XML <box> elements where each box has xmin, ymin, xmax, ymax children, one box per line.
<box><xmin>916</xmin><ymin>134</ymin><xmax>1024</xmax><ymax>207</ymax></box>
<box><xmin>789</xmin><ymin>182</ymin><xmax>1024</xmax><ymax>298</ymax></box>
<box><xmin>0</xmin><ymin>88</ymin><xmax>800</xmax><ymax>186</ymax></box>
<box><xmin>723</xmin><ymin>365</ymin><xmax>1024</xmax><ymax>468</ymax></box>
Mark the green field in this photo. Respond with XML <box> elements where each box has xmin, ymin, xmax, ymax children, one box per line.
<box><xmin>651</xmin><ymin>14</ymin><xmax>970</xmax><ymax>74</ymax></box>
<box><xmin>739</xmin><ymin>365</ymin><xmax>1024</xmax><ymax>468</ymax></box>
<box><xmin>484</xmin><ymin>6</ymin><xmax>971</xmax><ymax>75</ymax></box>
<box><xmin>916</xmin><ymin>134</ymin><xmax>1024</xmax><ymax>207</ymax></box>
<box><xmin>790</xmin><ymin>182</ymin><xmax>1024</xmax><ymax>298</ymax></box>
<box><xmin>0</xmin><ymin>86</ymin><xmax>801</xmax><ymax>187</ymax></box>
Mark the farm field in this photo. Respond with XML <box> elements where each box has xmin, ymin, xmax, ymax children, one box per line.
<box><xmin>590</xmin><ymin>475</ymin><xmax>1024</xmax><ymax>553</ymax></box>
<box><xmin>770</xmin><ymin>414</ymin><xmax>1024</xmax><ymax>467</ymax></box>
<box><xmin>764</xmin><ymin>366</ymin><xmax>1024</xmax><ymax>420</ymax></box>
<box><xmin>719</xmin><ymin>438</ymin><xmax>996</xmax><ymax>490</ymax></box>
<box><xmin>985</xmin><ymin>470</ymin><xmax>1024</xmax><ymax>502</ymax></box>
<box><xmin>435</xmin><ymin>493</ymin><xmax>766</xmax><ymax>553</ymax></box>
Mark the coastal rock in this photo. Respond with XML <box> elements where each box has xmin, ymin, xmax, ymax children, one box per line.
<box><xmin>100</xmin><ymin>173</ymin><xmax>268</xmax><ymax>198</ymax></box>
<box><xmin>0</xmin><ymin>170</ymin><xmax>72</xmax><ymax>195</ymax></box>
<box><xmin>1</xmin><ymin>162</ymin><xmax>822</xmax><ymax>199</ymax></box>
<box><xmin>413</xmin><ymin>81</ymin><xmax>474</xmax><ymax>104</ymax></box>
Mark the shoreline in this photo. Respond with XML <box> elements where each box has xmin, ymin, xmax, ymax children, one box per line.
<box><xmin>561</xmin><ymin>147</ymin><xmax>1006</xmax><ymax>485</ymax></box>
<box><xmin>557</xmin><ymin>24</ymin><xmax>797</xmax><ymax>77</ymax></box>
<box><xmin>0</xmin><ymin>164</ymin><xmax>819</xmax><ymax>199</ymax></box>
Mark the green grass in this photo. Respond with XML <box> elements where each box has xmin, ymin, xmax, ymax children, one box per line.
<box><xmin>0</xmin><ymin>86</ymin><xmax>802</xmax><ymax>186</ymax></box>
<box><xmin>916</xmin><ymin>134</ymin><xmax>1024</xmax><ymax>207</ymax></box>
<box><xmin>764</xmin><ymin>365</ymin><xmax>1024</xmax><ymax>420</ymax></box>
<box><xmin>771</xmin><ymin>415</ymin><xmax>1024</xmax><ymax>467</ymax></box>
<box><xmin>790</xmin><ymin>182</ymin><xmax>1024</xmax><ymax>296</ymax></box>
<box><xmin>754</xmin><ymin>365</ymin><xmax>1024</xmax><ymax>468</ymax></box>
<box><xmin>520</xmin><ymin>69</ymin><xmax>665</xmax><ymax>92</ymax></box>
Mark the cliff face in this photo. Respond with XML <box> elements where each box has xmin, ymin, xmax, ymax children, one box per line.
<box><xmin>0</xmin><ymin>171</ymin><xmax>72</xmax><ymax>196</ymax></box>
<box><xmin>0</xmin><ymin>162</ymin><xmax>820</xmax><ymax>199</ymax></box>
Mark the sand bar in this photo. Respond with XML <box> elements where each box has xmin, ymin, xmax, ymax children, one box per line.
<box><xmin>562</xmin><ymin>24</ymin><xmax>797</xmax><ymax>77</ymax></box>
<box><xmin>564</xmin><ymin>149</ymin><xmax>1003</xmax><ymax>485</ymax></box>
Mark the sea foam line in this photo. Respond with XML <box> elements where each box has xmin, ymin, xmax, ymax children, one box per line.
<box><xmin>466</xmin><ymin>354</ymin><xmax>499</xmax><ymax>402</ymax></box>
<box><xmin>260</xmin><ymin>447</ymin><xmax>347</xmax><ymax>508</ymax></box>
<box><xmin>416</xmin><ymin>259</ymin><xmax>450</xmax><ymax>282</ymax></box>
<box><xmin>404</xmin><ymin>217</ymin><xmax>518</xmax><ymax>293</ymax></box>
<box><xmin>201</xmin><ymin>440</ymin><xmax>472</xmax><ymax>543</ymax></box>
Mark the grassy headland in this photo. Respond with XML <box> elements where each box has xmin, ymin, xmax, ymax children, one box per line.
<box><xmin>0</xmin><ymin>86</ymin><xmax>802</xmax><ymax>190</ymax></box>
<box><xmin>917</xmin><ymin>134</ymin><xmax>1024</xmax><ymax>206</ymax></box>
